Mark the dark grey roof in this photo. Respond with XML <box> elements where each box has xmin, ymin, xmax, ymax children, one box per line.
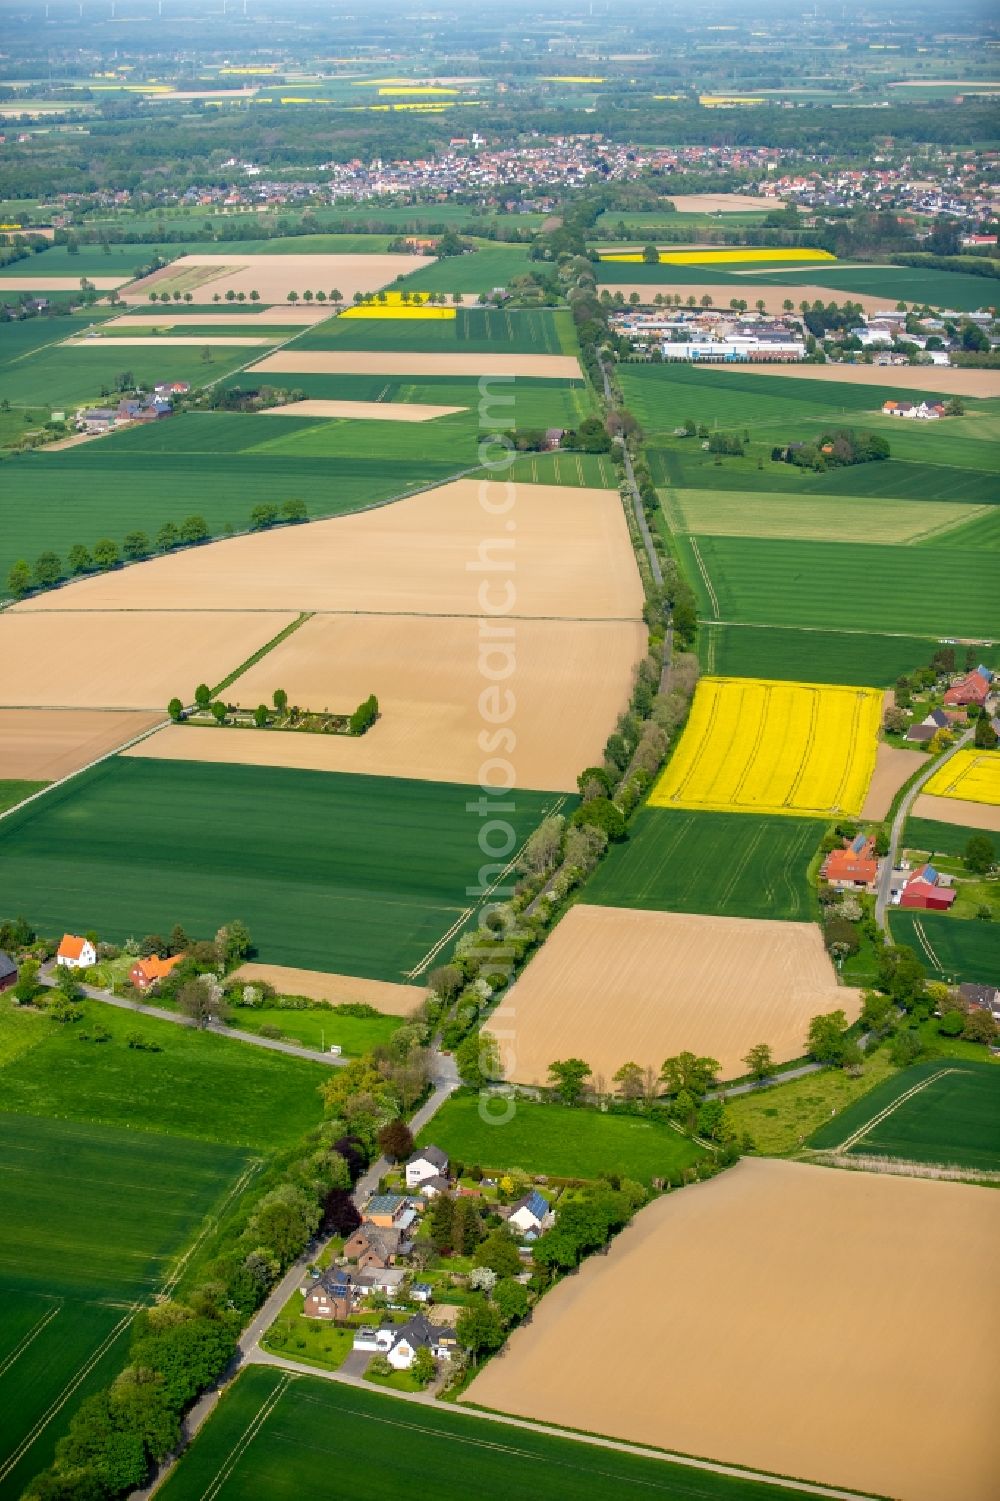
<box><xmin>959</xmin><ymin>982</ymin><xmax>999</xmax><ymax>1006</ymax></box>
<box><xmin>408</xmin><ymin>1144</ymin><xmax>448</xmax><ymax>1169</ymax></box>
<box><xmin>0</xmin><ymin>951</ymin><xmax>17</xmax><ymax>981</ymax></box>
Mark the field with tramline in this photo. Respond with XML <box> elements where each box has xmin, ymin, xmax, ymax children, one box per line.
<box><xmin>0</xmin><ymin>757</ymin><xmax>558</xmax><ymax>981</ymax></box>
<box><xmin>890</xmin><ymin>910</ymin><xmax>1000</xmax><ymax>985</ymax></box>
<box><xmin>650</xmin><ymin>677</ymin><xmax>881</xmax><ymax>819</ymax></box>
<box><xmin>699</xmin><ymin>624</ymin><xmax>994</xmax><ymax>687</ymax></box>
<box><xmin>807</xmin><ymin>1059</ymin><xmax>1000</xmax><ymax>1171</ymax></box>
<box><xmin>294</xmin><ymin>306</ymin><xmax>573</xmax><ymax>354</ymax></box>
<box><xmin>472</xmin><ymin>449</ymin><xmax>618</xmax><ymax>487</ymax></box>
<box><xmin>663</xmin><ymin>488</ymin><xmax>988</xmax><ymax>546</ymax></box>
<box><xmin>586</xmin><ymin>808</ymin><xmax>821</xmax><ymax>921</ymax></box>
<box><xmin>923</xmin><ymin>749</ymin><xmax>1000</xmax><ymax>807</ymax></box>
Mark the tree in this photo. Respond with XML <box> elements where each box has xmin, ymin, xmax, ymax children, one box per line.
<box><xmin>477</xmin><ymin>1227</ymin><xmax>522</xmax><ymax>1277</ymax></box>
<box><xmin>612</xmin><ymin>1060</ymin><xmax>645</xmax><ymax>1100</ymax></box>
<box><xmin>253</xmin><ymin>703</ymin><xmax>269</xmax><ymax>729</ymax></box>
<box><xmin>13</xmin><ymin>958</ymin><xmax>40</xmax><ymax>1005</ymax></box>
<box><xmin>179</xmin><ymin>515</ymin><xmax>209</xmax><ymax>546</ymax></box>
<box><xmin>123</xmin><ymin>531</ymin><xmax>149</xmax><ymax>562</ymax></box>
<box><xmin>963</xmin><ymin>1008</ymin><xmax>998</xmax><ymax>1046</ymax></box>
<box><xmin>659</xmin><ymin>1051</ymin><xmax>719</xmax><ymax>1098</ymax></box>
<box><xmin>492</xmin><ymin>1277</ymin><xmax>529</xmax><ymax>1327</ymax></box>
<box><xmin>889</xmin><ymin>1028</ymin><xmax>922</xmax><ymax>1067</ymax></box>
<box><xmin>67</xmin><ymin>543</ymin><xmax>94</xmax><ymax>575</ymax></box>
<box><xmin>215</xmin><ymin>919</ymin><xmax>252</xmax><ymax>967</ymax></box>
<box><xmin>377</xmin><ymin>1119</ymin><xmax>414</xmax><ymax>1162</ymax></box>
<box><xmin>194</xmin><ymin>683</ymin><xmax>212</xmax><ymax>709</ymax></box>
<box><xmin>287</xmin><ymin>290</ymin><xmax>299</xmax><ymax>303</ymax></box>
<box><xmin>547</xmin><ymin>1057</ymin><xmax>592</xmax><ymax>1105</ymax></box>
<box><xmin>428</xmin><ymin>1192</ymin><xmax>455</xmax><ymax>1251</ymax></box>
<box><xmin>177</xmin><ymin>977</ymin><xmax>225</xmax><ymax>1027</ymax></box>
<box><xmin>974</xmin><ymin>715</ymin><xmax>999</xmax><ymax>751</ymax></box>
<box><xmin>456</xmin><ymin>1301</ymin><xmax>506</xmax><ymax>1361</ymax></box>
<box><xmin>860</xmin><ymin>990</ymin><xmax>895</xmax><ymax>1038</ymax></box>
<box><xmin>34</xmin><ymin>551</ymin><xmax>63</xmax><ymax>589</ymax></box>
<box><xmin>273</xmin><ymin>688</ymin><xmax>288</xmax><ymax>714</ymax></box>
<box><xmin>167</xmin><ymin>697</ymin><xmax>183</xmax><ymax>722</ymax></box>
<box><xmin>964</xmin><ymin>834</ymin><xmax>996</xmax><ymax>874</ymax></box>
<box><xmin>249</xmin><ymin>503</ymin><xmax>279</xmax><ymax>530</ymax></box>
<box><xmin>92</xmin><ymin>538</ymin><xmax>120</xmax><ymax>571</ymax></box>
<box><xmin>572</xmin><ymin>796</ymin><xmax>625</xmax><ymax>842</ymax></box>
<box><xmin>411</xmin><ymin>1346</ymin><xmax>436</xmax><ymax>1387</ymax></box>
<box><xmin>743</xmin><ymin>1043</ymin><xmax>774</xmax><ymax>1084</ymax></box>
<box><xmin>247</xmin><ymin>1183</ymin><xmax>320</xmax><ymax>1263</ymax></box>
<box><xmin>806</xmin><ymin>1009</ymin><xmax>851</xmax><ymax>1065</ymax></box>
<box><xmin>156</xmin><ymin>521</ymin><xmax>179</xmax><ymax>552</ymax></box>
<box><xmin>210</xmin><ymin>701</ymin><xmax>227</xmax><ymax>724</ymax></box>
<box><xmin>280</xmin><ymin>498</ymin><xmax>307</xmax><ymax>523</ymax></box>
<box><xmin>8</xmin><ymin>559</ymin><xmax>33</xmax><ymax>598</ymax></box>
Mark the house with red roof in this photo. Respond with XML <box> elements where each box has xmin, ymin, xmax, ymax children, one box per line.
<box><xmin>820</xmin><ymin>834</ymin><xmax>881</xmax><ymax>892</ymax></box>
<box><xmin>897</xmin><ymin>864</ymin><xmax>957</xmax><ymax>912</ymax></box>
<box><xmin>129</xmin><ymin>954</ymin><xmax>185</xmax><ymax>992</ymax></box>
<box><xmin>56</xmin><ymin>934</ymin><xmax>97</xmax><ymax>969</ymax></box>
<box><xmin>944</xmin><ymin>665</ymin><xmax>993</xmax><ymax>708</ymax></box>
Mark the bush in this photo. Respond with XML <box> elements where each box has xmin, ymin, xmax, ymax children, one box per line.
<box><xmin>349</xmin><ymin>694</ymin><xmax>379</xmax><ymax>735</ymax></box>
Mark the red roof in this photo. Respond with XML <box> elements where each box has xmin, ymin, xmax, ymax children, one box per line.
<box><xmin>944</xmin><ymin>673</ymin><xmax>989</xmax><ymax>706</ymax></box>
<box><xmin>131</xmin><ymin>954</ymin><xmax>184</xmax><ymax>985</ymax></box>
<box><xmin>57</xmin><ymin>934</ymin><xmax>89</xmax><ymax>960</ymax></box>
<box><xmin>821</xmin><ymin>837</ymin><xmax>878</xmax><ymax>885</ymax></box>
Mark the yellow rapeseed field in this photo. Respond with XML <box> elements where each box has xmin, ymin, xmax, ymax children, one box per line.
<box><xmin>599</xmin><ymin>248</ymin><xmax>835</xmax><ymax>265</ymax></box>
<box><xmin>340</xmin><ymin>304</ymin><xmax>455</xmax><ymax>320</ymax></box>
<box><xmin>542</xmin><ymin>75</ymin><xmax>606</xmax><ymax>83</ymax></box>
<box><xmin>650</xmin><ymin>677</ymin><xmax>881</xmax><ymax>819</ymax></box>
<box><xmin>377</xmin><ymin>86</ymin><xmax>458</xmax><ymax>96</ymax></box>
<box><xmin>923</xmin><ymin>749</ymin><xmax>1000</xmax><ymax>807</ymax></box>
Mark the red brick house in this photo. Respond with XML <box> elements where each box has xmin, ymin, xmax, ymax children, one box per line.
<box><xmin>129</xmin><ymin>954</ymin><xmax>184</xmax><ymax>992</ymax></box>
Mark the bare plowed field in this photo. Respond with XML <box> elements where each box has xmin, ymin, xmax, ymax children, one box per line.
<box><xmin>259</xmin><ymin>399</ymin><xmax>465</xmax><ymax>421</ymax></box>
<box><xmin>861</xmin><ymin>743</ymin><xmax>925</xmax><ymax>820</ymax></box>
<box><xmin>0</xmin><ymin>611</ymin><xmax>295</xmax><ymax>709</ymax></box>
<box><xmin>466</xmin><ymin>1159</ymin><xmax>1000</xmax><ymax>1501</ymax></box>
<box><xmin>0</xmin><ymin>708</ymin><xmax>161</xmax><ymax>780</ymax></box>
<box><xmin>15</xmin><ymin>481</ymin><xmax>641</xmax><ymax>621</ymax></box>
<box><xmin>231</xmin><ymin>963</ymin><xmax>425</xmax><ymax>1015</ymax></box>
<box><xmin>662</xmin><ymin>192</ymin><xmax>780</xmax><ymax>212</ymax></box>
<box><xmin>122</xmin><ymin>253</ymin><xmax>434</xmax><ymax>305</ymax></box>
<box><xmin>486</xmin><ymin>905</ymin><xmax>857</xmax><ymax>1083</ymax></box>
<box><xmin>911</xmin><ymin>792</ymin><xmax>1000</xmax><ymax>833</ymax></box>
<box><xmin>105</xmin><ymin>308</ymin><xmax>328</xmax><ymax>326</ymax></box>
<box><xmin>249</xmin><ymin>349</ymin><xmax>581</xmax><ymax>380</ymax></box>
<box><xmin>125</xmin><ymin>615</ymin><xmax>646</xmax><ymax>791</ymax></box>
<box><xmin>696</xmin><ymin>361</ymin><xmax>1000</xmax><ymax>398</ymax></box>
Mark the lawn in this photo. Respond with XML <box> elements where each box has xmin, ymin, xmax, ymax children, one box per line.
<box><xmin>586</xmin><ymin>808</ymin><xmax>821</xmax><ymax>922</ymax></box>
<box><xmin>806</xmin><ymin>1059</ymin><xmax>1000</xmax><ymax>1170</ymax></box>
<box><xmin>889</xmin><ymin>910</ymin><xmax>1000</xmax><ymax>986</ymax></box>
<box><xmin>227</xmin><ymin>1004</ymin><xmax>405</xmax><ymax>1056</ymax></box>
<box><xmin>0</xmin><ymin>757</ymin><xmax>559</xmax><ymax>982</ymax></box>
<box><xmin>0</xmin><ymin>1113</ymin><xmax>251</xmax><ymax>1500</ymax></box>
<box><xmin>699</xmin><ymin>624</ymin><xmax>960</xmax><ymax>687</ymax></box>
<box><xmin>0</xmin><ymin>780</ymin><xmax>45</xmax><ymax>813</ymax></box>
<box><xmin>394</xmin><ymin>245</ymin><xmax>533</xmax><ymax>293</ymax></box>
<box><xmin>155</xmin><ymin>1364</ymin><xmax>816</xmax><ymax>1501</ymax></box>
<box><xmin>676</xmin><ymin>532</ymin><xmax>998</xmax><ymax>639</ymax></box>
<box><xmin>725</xmin><ymin>1051</ymin><xmax>897</xmax><ymax>1155</ymax></box>
<box><xmin>418</xmin><ymin>1091</ymin><xmax>705</xmax><ymax>1184</ymax></box>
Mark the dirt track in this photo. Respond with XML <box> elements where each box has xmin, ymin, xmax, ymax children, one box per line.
<box><xmin>911</xmin><ymin>791</ymin><xmax>1000</xmax><ymax>834</ymax></box>
<box><xmin>231</xmin><ymin>962</ymin><xmax>425</xmax><ymax>1015</ymax></box>
<box><xmin>0</xmin><ymin>708</ymin><xmax>161</xmax><ymax>780</ymax></box>
<box><xmin>487</xmin><ymin>905</ymin><xmax>858</xmax><ymax>1084</ymax></box>
<box><xmin>466</xmin><ymin>1159</ymin><xmax>1000</xmax><ymax>1501</ymax></box>
<box><xmin>124</xmin><ymin>615</ymin><xmax>646</xmax><ymax>792</ymax></box>
<box><xmin>14</xmin><ymin>481</ymin><xmax>641</xmax><ymax>622</ymax></box>
<box><xmin>249</xmin><ymin>349</ymin><xmax>582</xmax><ymax>380</ymax></box>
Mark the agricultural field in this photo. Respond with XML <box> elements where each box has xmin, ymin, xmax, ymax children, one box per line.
<box><xmin>121</xmin><ymin>252</ymin><xmax>433</xmax><ymax>304</ymax></box>
<box><xmin>0</xmin><ymin>340</ymin><xmax>257</xmax><ymax>411</ymax></box>
<box><xmin>861</xmin><ymin>744</ymin><xmax>924</xmax><ymax>821</ymax></box>
<box><xmin>0</xmin><ymin>709</ymin><xmax>161</xmax><ymax>781</ymax></box>
<box><xmin>663</xmin><ymin>488</ymin><xmax>990</xmax><ymax>546</ymax></box>
<box><xmin>0</xmin><ymin>244</ymin><xmax>160</xmax><ymax>279</ymax></box>
<box><xmin>0</xmin><ymin>1114</ymin><xmax>252</xmax><ymax>1501</ymax></box>
<box><xmin>676</xmin><ymin>532</ymin><xmax>998</xmax><ymax>639</ymax></box>
<box><xmin>488</xmin><ymin>904</ymin><xmax>856</xmax><ymax>1085</ymax></box>
<box><xmin>294</xmin><ymin>306</ymin><xmax>574</xmax><ymax>355</ymax></box>
<box><xmin>247</xmin><ymin>348</ymin><xmax>581</xmax><ymax>379</ymax></box>
<box><xmin>418</xmin><ymin>1090</ymin><xmax>705</xmax><ymax>1184</ymax></box>
<box><xmin>698</xmin><ymin>624</ymin><xmax>964</xmax><ymax>687</ymax></box>
<box><xmin>890</xmin><ymin>910</ymin><xmax>1000</xmax><ymax>986</ymax></box>
<box><xmin>153</xmin><ymin>1364</ymin><xmax>809</xmax><ymax>1501</ymax></box>
<box><xmin>0</xmin><ymin>779</ymin><xmax>45</xmax><ymax>814</ymax></box>
<box><xmin>394</xmin><ymin>244</ymin><xmax>532</xmax><ymax>293</ymax></box>
<box><xmin>808</xmin><ymin>1059</ymin><xmax>1000</xmax><ymax>1171</ymax></box>
<box><xmin>466</xmin><ymin>1159</ymin><xmax>1000</xmax><ymax>1501</ymax></box>
<box><xmin>0</xmin><ymin>756</ymin><xmax>559</xmax><ymax>981</ymax></box>
<box><xmin>469</xmin><ymin>450</ymin><xmax>619</xmax><ymax>487</ymax></box>
<box><xmin>910</xmin><ymin>793</ymin><xmax>1000</xmax><ymax>834</ymax></box>
<box><xmin>684</xmin><ymin>360</ymin><xmax>1000</xmax><ymax>400</ymax></box>
<box><xmin>586</xmin><ymin>808</ymin><xmax>821</xmax><ymax>921</ymax></box>
<box><xmin>922</xmin><ymin>748</ymin><xmax>1000</xmax><ymax>806</ymax></box>
<box><xmin>13</xmin><ymin>479</ymin><xmax>641</xmax><ymax>621</ymax></box>
<box><xmin>259</xmin><ymin>398</ymin><xmax>464</xmax><ymax>421</ymax></box>
<box><xmin>232</xmin><ymin>962</ymin><xmax>424</xmax><ymax>1015</ymax></box>
<box><xmin>129</xmin><ymin>614</ymin><xmax>645</xmax><ymax>792</ymax></box>
<box><xmin>904</xmin><ymin>815</ymin><xmax>1000</xmax><ymax>861</ymax></box>
<box><xmin>650</xmin><ymin>677</ymin><xmax>881</xmax><ymax>819</ymax></box>
<box><xmin>745</xmin><ymin>261</ymin><xmax>1000</xmax><ymax>312</ymax></box>
<box><xmin>227</xmin><ymin>1003</ymin><xmax>403</xmax><ymax>1057</ymax></box>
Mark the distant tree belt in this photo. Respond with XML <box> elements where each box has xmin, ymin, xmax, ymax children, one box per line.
<box><xmin>892</xmin><ymin>253</ymin><xmax>1000</xmax><ymax>280</ymax></box>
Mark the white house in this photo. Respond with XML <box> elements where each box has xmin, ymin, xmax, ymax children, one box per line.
<box><xmin>56</xmin><ymin>934</ymin><xmax>96</xmax><ymax>970</ymax></box>
<box><xmin>405</xmin><ymin>1145</ymin><xmax>450</xmax><ymax>1190</ymax></box>
<box><xmin>508</xmin><ymin>1190</ymin><xmax>554</xmax><ymax>1237</ymax></box>
<box><xmin>354</xmin><ymin>1315</ymin><xmax>457</xmax><ymax>1369</ymax></box>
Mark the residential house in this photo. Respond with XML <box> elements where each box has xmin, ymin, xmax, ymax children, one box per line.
<box><xmin>78</xmin><ymin>407</ymin><xmax>118</xmax><ymax>431</ymax></box>
<box><xmin>411</xmin><ymin>1282</ymin><xmax>434</xmax><ymax>1304</ymax></box>
<box><xmin>544</xmin><ymin>427</ymin><xmax>565</xmax><ymax>449</ymax></box>
<box><xmin>302</xmin><ymin>1269</ymin><xmax>358</xmax><ymax>1321</ymax></box>
<box><xmin>129</xmin><ymin>953</ymin><xmax>184</xmax><ymax>992</ymax></box>
<box><xmin>507</xmin><ymin>1190</ymin><xmax>554</xmax><ymax>1238</ymax></box>
<box><xmin>820</xmin><ymin>834</ymin><xmax>880</xmax><ymax>892</ymax></box>
<box><xmin>56</xmin><ymin>934</ymin><xmax>96</xmax><ymax>969</ymax></box>
<box><xmin>355</xmin><ymin>1267</ymin><xmax>408</xmax><ymax>1299</ymax></box>
<box><xmin>958</xmin><ymin>983</ymin><xmax>1000</xmax><ymax>1022</ymax></box>
<box><xmin>343</xmin><ymin>1223</ymin><xmax>409</xmax><ymax>1269</ymax></box>
<box><xmin>944</xmin><ymin>666</ymin><xmax>993</xmax><ymax>708</ymax></box>
<box><xmin>904</xmin><ymin>723</ymin><xmax>936</xmax><ymax>744</ymax></box>
<box><xmin>352</xmin><ymin>1315</ymin><xmax>457</xmax><ymax>1367</ymax></box>
<box><xmin>405</xmin><ymin>1145</ymin><xmax>450</xmax><ymax>1190</ymax></box>
<box><xmin>0</xmin><ymin>951</ymin><xmax>17</xmax><ymax>993</ymax></box>
<box><xmin>363</xmin><ymin>1193</ymin><xmax>419</xmax><ymax>1232</ymax></box>
<box><xmin>418</xmin><ymin>1174</ymin><xmax>451</xmax><ymax>1199</ymax></box>
<box><xmin>896</xmin><ymin>864</ymin><xmax>957</xmax><ymax>912</ymax></box>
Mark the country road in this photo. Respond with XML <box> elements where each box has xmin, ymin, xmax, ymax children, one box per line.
<box><xmin>874</xmin><ymin>725</ymin><xmax>974</xmax><ymax>934</ymax></box>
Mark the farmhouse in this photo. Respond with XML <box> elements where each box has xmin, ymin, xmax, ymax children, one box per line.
<box><xmin>129</xmin><ymin>953</ymin><xmax>184</xmax><ymax>991</ymax></box>
<box><xmin>405</xmin><ymin>1144</ymin><xmax>450</xmax><ymax>1189</ymax></box>
<box><xmin>896</xmin><ymin>864</ymin><xmax>957</xmax><ymax>912</ymax></box>
<box><xmin>821</xmin><ymin>834</ymin><xmax>881</xmax><ymax>892</ymax></box>
<box><xmin>944</xmin><ymin>666</ymin><xmax>994</xmax><ymax>709</ymax></box>
<box><xmin>56</xmin><ymin>934</ymin><xmax>96</xmax><ymax>969</ymax></box>
<box><xmin>0</xmin><ymin>950</ymin><xmax>17</xmax><ymax>992</ymax></box>
<box><xmin>880</xmin><ymin>399</ymin><xmax>946</xmax><ymax>420</ymax></box>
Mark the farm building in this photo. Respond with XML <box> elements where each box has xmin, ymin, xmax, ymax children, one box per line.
<box><xmin>821</xmin><ymin>834</ymin><xmax>881</xmax><ymax>892</ymax></box>
<box><xmin>944</xmin><ymin>666</ymin><xmax>994</xmax><ymax>708</ymax></box>
<box><xmin>129</xmin><ymin>953</ymin><xmax>184</xmax><ymax>992</ymax></box>
<box><xmin>0</xmin><ymin>951</ymin><xmax>17</xmax><ymax>992</ymax></box>
<box><xmin>896</xmin><ymin>864</ymin><xmax>957</xmax><ymax>912</ymax></box>
<box><xmin>56</xmin><ymin>934</ymin><xmax>96</xmax><ymax>969</ymax></box>
<box><xmin>880</xmin><ymin>400</ymin><xmax>947</xmax><ymax>420</ymax></box>
<box><xmin>405</xmin><ymin>1144</ymin><xmax>450</xmax><ymax>1189</ymax></box>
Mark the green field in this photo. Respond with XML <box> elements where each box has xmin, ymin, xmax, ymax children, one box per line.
<box><xmin>0</xmin><ymin>779</ymin><xmax>44</xmax><ymax>813</ymax></box>
<box><xmin>469</xmin><ymin>450</ymin><xmax>619</xmax><ymax>487</ymax></box>
<box><xmin>676</xmin><ymin>532</ymin><xmax>998</xmax><ymax>639</ymax></box>
<box><xmin>0</xmin><ymin>1113</ymin><xmax>251</xmax><ymax>1499</ymax></box>
<box><xmin>233</xmin><ymin>372</ymin><xmax>591</xmax><ymax>428</ymax></box>
<box><xmin>395</xmin><ymin>245</ymin><xmax>533</xmax><ymax>293</ymax></box>
<box><xmin>0</xmin><ymin>244</ymin><xmax>165</xmax><ymax>279</ymax></box>
<box><xmin>0</xmin><ymin>341</ymin><xmax>259</xmax><ymax>410</ymax></box>
<box><xmin>698</xmin><ymin>624</ymin><xmax>982</xmax><ymax>686</ymax></box>
<box><xmin>156</xmin><ymin>1364</ymin><xmax>815</xmax><ymax>1501</ymax></box>
<box><xmin>807</xmin><ymin>1059</ymin><xmax>1000</xmax><ymax>1169</ymax></box>
<box><xmin>586</xmin><ymin>808</ymin><xmax>821</xmax><ymax>921</ymax></box>
<box><xmin>0</xmin><ymin>758</ymin><xmax>560</xmax><ymax>982</ymax></box>
<box><xmin>229</xmin><ymin>1004</ymin><xmax>405</xmax><ymax>1056</ymax></box>
<box><xmin>747</xmin><ymin>262</ymin><xmax>999</xmax><ymax>312</ymax></box>
<box><xmin>889</xmin><ymin>910</ymin><xmax>1000</xmax><ymax>985</ymax></box>
<box><xmin>662</xmin><ymin>487</ymin><xmax>991</xmax><ymax>546</ymax></box>
<box><xmin>295</xmin><ymin>306</ymin><xmax>575</xmax><ymax>355</ymax></box>
<box><xmin>904</xmin><ymin>817</ymin><xmax>998</xmax><ymax>862</ymax></box>
<box><xmin>418</xmin><ymin>1090</ymin><xmax>705</xmax><ymax>1184</ymax></box>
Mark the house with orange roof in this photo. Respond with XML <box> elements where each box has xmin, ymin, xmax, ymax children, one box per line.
<box><xmin>820</xmin><ymin>834</ymin><xmax>881</xmax><ymax>893</ymax></box>
<box><xmin>129</xmin><ymin>953</ymin><xmax>185</xmax><ymax>992</ymax></box>
<box><xmin>56</xmin><ymin>934</ymin><xmax>97</xmax><ymax>970</ymax></box>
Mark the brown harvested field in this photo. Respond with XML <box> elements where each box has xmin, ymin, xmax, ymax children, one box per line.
<box><xmin>601</xmin><ymin>282</ymin><xmax>895</xmax><ymax>317</ymax></box>
<box><xmin>911</xmin><ymin>791</ymin><xmax>1000</xmax><ymax>834</ymax></box>
<box><xmin>860</xmin><ymin>742</ymin><xmax>925</xmax><ymax>820</ymax></box>
<box><xmin>104</xmin><ymin>307</ymin><xmax>329</xmax><ymax>327</ymax></box>
<box><xmin>666</xmin><ymin>192</ymin><xmax>781</xmax><ymax>212</ymax></box>
<box><xmin>0</xmin><ymin>276</ymin><xmax>128</xmax><ymax>291</ymax></box>
<box><xmin>698</xmin><ymin>361</ymin><xmax>1000</xmax><ymax>398</ymax></box>
<box><xmin>0</xmin><ymin>610</ymin><xmax>296</xmax><ymax>710</ymax></box>
<box><xmin>258</xmin><ymin>398</ymin><xmax>466</xmax><ymax>421</ymax></box>
<box><xmin>231</xmin><ymin>962</ymin><xmax>425</xmax><ymax>1015</ymax></box>
<box><xmin>0</xmin><ymin>708</ymin><xmax>161</xmax><ymax>780</ymax></box>
<box><xmin>466</xmin><ymin>1158</ymin><xmax>1000</xmax><ymax>1501</ymax></box>
<box><xmin>123</xmin><ymin>615</ymin><xmax>646</xmax><ymax>792</ymax></box>
<box><xmin>122</xmin><ymin>253</ymin><xmax>434</xmax><ymax>305</ymax></box>
<box><xmin>15</xmin><ymin>480</ymin><xmax>641</xmax><ymax>621</ymax></box>
<box><xmin>249</xmin><ymin>349</ymin><xmax>582</xmax><ymax>380</ymax></box>
<box><xmin>486</xmin><ymin>905</ymin><xmax>858</xmax><ymax>1084</ymax></box>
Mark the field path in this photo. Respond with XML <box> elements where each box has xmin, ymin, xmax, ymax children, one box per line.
<box><xmin>875</xmin><ymin>725</ymin><xmax>975</xmax><ymax>932</ymax></box>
